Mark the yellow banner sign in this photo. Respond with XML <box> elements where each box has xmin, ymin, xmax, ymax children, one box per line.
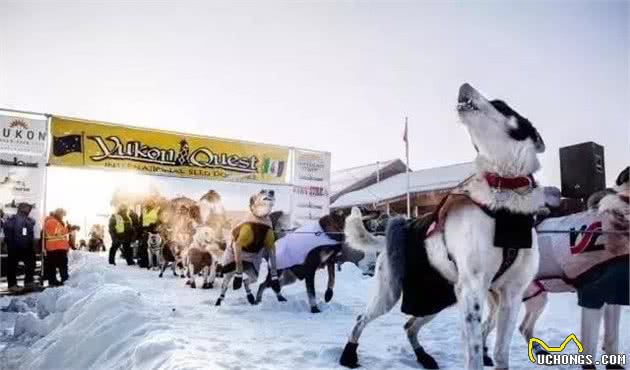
<box><xmin>49</xmin><ymin>117</ymin><xmax>289</xmax><ymax>184</ymax></box>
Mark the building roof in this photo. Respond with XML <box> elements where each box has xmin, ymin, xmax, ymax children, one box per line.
<box><xmin>330</xmin><ymin>159</ymin><xmax>407</xmax><ymax>202</ymax></box>
<box><xmin>331</xmin><ymin>162</ymin><xmax>475</xmax><ymax>209</ymax></box>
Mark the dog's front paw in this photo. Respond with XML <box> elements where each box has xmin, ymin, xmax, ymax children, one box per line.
<box><xmin>276</xmin><ymin>294</ymin><xmax>287</xmax><ymax>302</ymax></box>
<box><xmin>215</xmin><ymin>298</ymin><xmax>222</xmax><ymax>306</ymax></box>
<box><xmin>190</xmin><ymin>282</ymin><xmax>196</xmax><ymax>289</ymax></box>
<box><xmin>247</xmin><ymin>293</ymin><xmax>256</xmax><ymax>305</ymax></box>
<box><xmin>310</xmin><ymin>306</ymin><xmax>321</xmax><ymax>314</ymax></box>
<box><xmin>158</xmin><ymin>273</ymin><xmax>163</xmax><ymax>278</ymax></box>
<box><xmin>414</xmin><ymin>346</ymin><xmax>439</xmax><ymax>369</ymax></box>
<box><xmin>185</xmin><ymin>280</ymin><xmax>191</xmax><ymax>286</ymax></box>
<box><xmin>339</xmin><ymin>342</ymin><xmax>360</xmax><ymax>368</ymax></box>
<box><xmin>324</xmin><ymin>288</ymin><xmax>334</xmax><ymax>302</ymax></box>
<box><xmin>482</xmin><ymin>346</ymin><xmax>494</xmax><ymax>367</ymax></box>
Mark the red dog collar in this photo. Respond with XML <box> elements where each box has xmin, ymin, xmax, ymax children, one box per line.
<box><xmin>485</xmin><ymin>173</ymin><xmax>534</xmax><ymax>190</ymax></box>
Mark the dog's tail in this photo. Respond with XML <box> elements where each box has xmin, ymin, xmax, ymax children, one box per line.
<box><xmin>384</xmin><ymin>216</ymin><xmax>407</xmax><ymax>284</ymax></box>
<box><xmin>344</xmin><ymin>207</ymin><xmax>386</xmax><ymax>254</ymax></box>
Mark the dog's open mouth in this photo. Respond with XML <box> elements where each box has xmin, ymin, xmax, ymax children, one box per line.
<box><xmin>457</xmin><ymin>98</ymin><xmax>478</xmax><ymax>112</ymax></box>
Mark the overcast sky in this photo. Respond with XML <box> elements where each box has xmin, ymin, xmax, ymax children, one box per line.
<box><xmin>1</xmin><ymin>0</ymin><xmax>628</xmax><ymax>187</ymax></box>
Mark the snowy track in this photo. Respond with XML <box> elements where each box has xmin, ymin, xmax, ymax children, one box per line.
<box><xmin>1</xmin><ymin>251</ymin><xmax>628</xmax><ymax>370</ymax></box>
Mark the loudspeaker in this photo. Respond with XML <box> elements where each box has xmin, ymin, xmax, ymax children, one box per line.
<box><xmin>559</xmin><ymin>142</ymin><xmax>605</xmax><ymax>199</ymax></box>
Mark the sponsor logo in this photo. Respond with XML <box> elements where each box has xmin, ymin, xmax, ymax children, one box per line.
<box><xmin>293</xmin><ymin>186</ymin><xmax>328</xmax><ymax>197</ymax></box>
<box><xmin>0</xmin><ymin>157</ymin><xmax>39</xmax><ymax>168</ymax></box>
<box><xmin>529</xmin><ymin>334</ymin><xmax>626</xmax><ymax>367</ymax></box>
<box><xmin>1</xmin><ymin>118</ymin><xmax>47</xmax><ymax>154</ymax></box>
<box><xmin>569</xmin><ymin>222</ymin><xmax>605</xmax><ymax>254</ymax></box>
<box><xmin>296</xmin><ymin>153</ymin><xmax>326</xmax><ymax>174</ymax></box>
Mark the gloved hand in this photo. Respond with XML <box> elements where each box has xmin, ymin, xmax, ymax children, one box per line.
<box><xmin>233</xmin><ymin>272</ymin><xmax>243</xmax><ymax>290</ymax></box>
<box><xmin>271</xmin><ymin>274</ymin><xmax>281</xmax><ymax>293</ymax></box>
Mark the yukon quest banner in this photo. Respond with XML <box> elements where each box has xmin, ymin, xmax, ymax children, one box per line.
<box><xmin>0</xmin><ymin>114</ymin><xmax>48</xmax><ymax>156</ymax></box>
<box><xmin>49</xmin><ymin>117</ymin><xmax>290</xmax><ymax>184</ymax></box>
<box><xmin>290</xmin><ymin>149</ymin><xmax>331</xmax><ymax>226</ymax></box>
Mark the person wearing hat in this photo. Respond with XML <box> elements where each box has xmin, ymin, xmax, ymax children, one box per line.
<box><xmin>43</xmin><ymin>208</ymin><xmax>70</xmax><ymax>286</ymax></box>
<box><xmin>3</xmin><ymin>203</ymin><xmax>37</xmax><ymax>293</ymax></box>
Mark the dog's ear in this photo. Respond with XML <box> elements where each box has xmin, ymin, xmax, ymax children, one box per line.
<box><xmin>249</xmin><ymin>195</ymin><xmax>256</xmax><ymax>212</ymax></box>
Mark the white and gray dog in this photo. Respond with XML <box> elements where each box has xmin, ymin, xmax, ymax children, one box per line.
<box><xmin>147</xmin><ymin>231</ymin><xmax>163</xmax><ymax>270</ymax></box>
<box><xmin>340</xmin><ymin>83</ymin><xmax>546</xmax><ymax>370</ymax></box>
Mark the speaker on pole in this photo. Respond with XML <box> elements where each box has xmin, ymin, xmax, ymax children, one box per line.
<box><xmin>559</xmin><ymin>141</ymin><xmax>605</xmax><ymax>199</ymax></box>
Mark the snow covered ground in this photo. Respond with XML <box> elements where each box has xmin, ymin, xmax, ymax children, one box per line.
<box><xmin>0</xmin><ymin>251</ymin><xmax>628</xmax><ymax>370</ymax></box>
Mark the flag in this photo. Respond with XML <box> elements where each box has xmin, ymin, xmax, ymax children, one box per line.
<box><xmin>262</xmin><ymin>158</ymin><xmax>285</xmax><ymax>177</ymax></box>
<box><xmin>53</xmin><ymin>135</ymin><xmax>82</xmax><ymax>156</ymax></box>
<box><xmin>403</xmin><ymin>120</ymin><xmax>408</xmax><ymax>143</ymax></box>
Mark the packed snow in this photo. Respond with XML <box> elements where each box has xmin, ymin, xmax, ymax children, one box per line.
<box><xmin>1</xmin><ymin>251</ymin><xmax>628</xmax><ymax>370</ymax></box>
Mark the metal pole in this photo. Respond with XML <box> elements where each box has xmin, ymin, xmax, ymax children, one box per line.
<box><xmin>40</xmin><ymin>115</ymin><xmax>52</xmax><ymax>284</ymax></box>
<box><xmin>405</xmin><ymin>117</ymin><xmax>410</xmax><ymax>218</ymax></box>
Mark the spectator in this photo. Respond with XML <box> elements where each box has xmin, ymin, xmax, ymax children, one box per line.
<box><xmin>3</xmin><ymin>203</ymin><xmax>36</xmax><ymax>293</ymax></box>
<box><xmin>43</xmin><ymin>208</ymin><xmax>70</xmax><ymax>286</ymax></box>
<box><xmin>109</xmin><ymin>204</ymin><xmax>134</xmax><ymax>265</ymax></box>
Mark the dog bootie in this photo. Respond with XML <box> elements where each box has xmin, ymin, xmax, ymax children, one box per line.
<box><xmin>414</xmin><ymin>346</ymin><xmax>439</xmax><ymax>369</ymax></box>
<box><xmin>325</xmin><ymin>288</ymin><xmax>334</xmax><ymax>303</ymax></box>
<box><xmin>339</xmin><ymin>342</ymin><xmax>360</xmax><ymax>369</ymax></box>
<box><xmin>310</xmin><ymin>306</ymin><xmax>321</xmax><ymax>314</ymax></box>
<box><xmin>482</xmin><ymin>346</ymin><xmax>494</xmax><ymax>367</ymax></box>
<box><xmin>215</xmin><ymin>298</ymin><xmax>223</xmax><ymax>306</ymax></box>
<box><xmin>276</xmin><ymin>294</ymin><xmax>287</xmax><ymax>302</ymax></box>
<box><xmin>247</xmin><ymin>293</ymin><xmax>256</xmax><ymax>305</ymax></box>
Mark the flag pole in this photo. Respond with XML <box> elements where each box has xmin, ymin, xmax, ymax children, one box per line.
<box><xmin>405</xmin><ymin>116</ymin><xmax>410</xmax><ymax>218</ymax></box>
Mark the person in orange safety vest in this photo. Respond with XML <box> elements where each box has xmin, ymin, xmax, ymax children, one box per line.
<box><xmin>44</xmin><ymin>208</ymin><xmax>70</xmax><ymax>286</ymax></box>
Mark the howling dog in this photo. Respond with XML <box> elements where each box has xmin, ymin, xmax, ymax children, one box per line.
<box><xmin>255</xmin><ymin>210</ymin><xmax>371</xmax><ymax>313</ymax></box>
<box><xmin>339</xmin><ymin>83</ymin><xmax>546</xmax><ymax>370</ymax></box>
<box><xmin>216</xmin><ymin>189</ymin><xmax>280</xmax><ymax>306</ymax></box>
<box><xmin>484</xmin><ymin>166</ymin><xmax>629</xmax><ymax>370</ymax></box>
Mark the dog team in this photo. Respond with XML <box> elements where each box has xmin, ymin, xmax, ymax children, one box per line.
<box><xmin>103</xmin><ymin>84</ymin><xmax>628</xmax><ymax>370</ymax></box>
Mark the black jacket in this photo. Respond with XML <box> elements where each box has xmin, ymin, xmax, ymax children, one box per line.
<box><xmin>3</xmin><ymin>214</ymin><xmax>35</xmax><ymax>250</ymax></box>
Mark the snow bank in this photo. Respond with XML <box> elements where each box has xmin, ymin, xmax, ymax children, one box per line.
<box><xmin>1</xmin><ymin>251</ymin><xmax>628</xmax><ymax>370</ymax></box>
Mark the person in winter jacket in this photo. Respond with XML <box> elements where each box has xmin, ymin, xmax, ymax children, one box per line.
<box><xmin>43</xmin><ymin>208</ymin><xmax>70</xmax><ymax>286</ymax></box>
<box><xmin>109</xmin><ymin>204</ymin><xmax>135</xmax><ymax>266</ymax></box>
<box><xmin>3</xmin><ymin>203</ymin><xmax>36</xmax><ymax>293</ymax></box>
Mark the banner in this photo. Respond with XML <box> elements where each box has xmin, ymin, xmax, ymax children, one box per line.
<box><xmin>290</xmin><ymin>149</ymin><xmax>331</xmax><ymax>226</ymax></box>
<box><xmin>0</xmin><ymin>114</ymin><xmax>48</xmax><ymax>156</ymax></box>
<box><xmin>49</xmin><ymin>117</ymin><xmax>290</xmax><ymax>184</ymax></box>
<box><xmin>0</xmin><ymin>113</ymin><xmax>48</xmax><ymax>241</ymax></box>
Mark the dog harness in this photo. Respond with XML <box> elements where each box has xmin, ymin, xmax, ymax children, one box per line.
<box><xmin>425</xmin><ymin>173</ymin><xmax>537</xmax><ymax>282</ymax></box>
